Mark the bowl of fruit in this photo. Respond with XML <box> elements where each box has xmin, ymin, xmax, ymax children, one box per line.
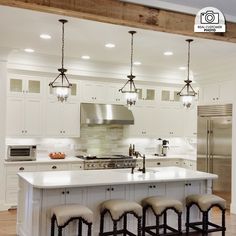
<box><xmin>49</xmin><ymin>152</ymin><xmax>66</xmax><ymax>159</ymax></box>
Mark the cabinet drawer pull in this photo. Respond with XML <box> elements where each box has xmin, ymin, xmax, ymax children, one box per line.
<box><xmin>19</xmin><ymin>167</ymin><xmax>24</xmax><ymax>171</ymax></box>
<box><xmin>107</xmin><ymin>188</ymin><xmax>110</xmax><ymax>191</ymax></box>
<box><xmin>111</xmin><ymin>188</ymin><xmax>114</xmax><ymax>191</ymax></box>
<box><xmin>62</xmin><ymin>191</ymin><xmax>65</xmax><ymax>194</ymax></box>
<box><xmin>153</xmin><ymin>185</ymin><xmax>156</xmax><ymax>188</ymax></box>
<box><xmin>66</xmin><ymin>191</ymin><xmax>70</xmax><ymax>194</ymax></box>
<box><xmin>52</xmin><ymin>166</ymin><xmax>57</xmax><ymax>169</ymax></box>
<box><xmin>149</xmin><ymin>185</ymin><xmax>153</xmax><ymax>188</ymax></box>
<box><xmin>157</xmin><ymin>162</ymin><xmax>161</xmax><ymax>165</ymax></box>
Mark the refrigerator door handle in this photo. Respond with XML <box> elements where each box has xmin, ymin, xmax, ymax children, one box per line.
<box><xmin>209</xmin><ymin>120</ymin><xmax>214</xmax><ymax>173</ymax></box>
<box><xmin>206</xmin><ymin>119</ymin><xmax>210</xmax><ymax>172</ymax></box>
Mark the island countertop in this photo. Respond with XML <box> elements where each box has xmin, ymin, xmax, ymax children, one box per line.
<box><xmin>18</xmin><ymin>167</ymin><xmax>217</xmax><ymax>189</ymax></box>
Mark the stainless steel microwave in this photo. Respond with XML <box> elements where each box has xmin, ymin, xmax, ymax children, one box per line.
<box><xmin>7</xmin><ymin>145</ymin><xmax>37</xmax><ymax>161</ymax></box>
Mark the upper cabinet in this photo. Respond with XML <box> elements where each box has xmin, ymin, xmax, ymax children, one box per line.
<box><xmin>199</xmin><ymin>80</ymin><xmax>236</xmax><ymax>105</ymax></box>
<box><xmin>8</xmin><ymin>75</ymin><xmax>43</xmax><ymax>98</ymax></box>
<box><xmin>136</xmin><ymin>86</ymin><xmax>157</xmax><ymax>106</ymax></box>
<box><xmin>159</xmin><ymin>87</ymin><xmax>181</xmax><ymax>107</ymax></box>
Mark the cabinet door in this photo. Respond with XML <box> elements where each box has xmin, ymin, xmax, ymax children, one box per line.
<box><xmin>6</xmin><ymin>97</ymin><xmax>24</xmax><ymax>136</ymax></box>
<box><xmin>62</xmin><ymin>102</ymin><xmax>80</xmax><ymax>137</ymax></box>
<box><xmin>41</xmin><ymin>189</ymin><xmax>66</xmax><ymax>236</ymax></box>
<box><xmin>24</xmin><ymin>99</ymin><xmax>42</xmax><ymax>136</ymax></box>
<box><xmin>45</xmin><ymin>101</ymin><xmax>62</xmax><ymax>136</ymax></box>
<box><xmin>219</xmin><ymin>80</ymin><xmax>236</xmax><ymax>102</ymax></box>
<box><xmin>183</xmin><ymin>108</ymin><xmax>197</xmax><ymax>137</ymax></box>
<box><xmin>8</xmin><ymin>78</ymin><xmax>24</xmax><ymax>96</ymax></box>
<box><xmin>202</xmin><ymin>84</ymin><xmax>219</xmax><ymax>103</ymax></box>
<box><xmin>125</xmin><ymin>106</ymin><xmax>157</xmax><ymax>137</ymax></box>
<box><xmin>26</xmin><ymin>78</ymin><xmax>43</xmax><ymax>97</ymax></box>
<box><xmin>156</xmin><ymin>107</ymin><xmax>183</xmax><ymax>137</ymax></box>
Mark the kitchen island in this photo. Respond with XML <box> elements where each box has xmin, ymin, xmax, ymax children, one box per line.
<box><xmin>17</xmin><ymin>167</ymin><xmax>217</xmax><ymax>236</ymax></box>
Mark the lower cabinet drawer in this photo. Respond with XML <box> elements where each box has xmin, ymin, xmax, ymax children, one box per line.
<box><xmin>37</xmin><ymin>163</ymin><xmax>70</xmax><ymax>171</ymax></box>
<box><xmin>70</xmin><ymin>163</ymin><xmax>84</xmax><ymax>170</ymax></box>
<box><xmin>6</xmin><ymin>164</ymin><xmax>37</xmax><ymax>173</ymax></box>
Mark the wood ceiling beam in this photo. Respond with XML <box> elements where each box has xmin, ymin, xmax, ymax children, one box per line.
<box><xmin>1</xmin><ymin>0</ymin><xmax>236</xmax><ymax>43</ymax></box>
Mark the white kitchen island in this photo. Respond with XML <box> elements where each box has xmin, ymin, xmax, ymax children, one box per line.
<box><xmin>17</xmin><ymin>167</ymin><xmax>217</xmax><ymax>236</ymax></box>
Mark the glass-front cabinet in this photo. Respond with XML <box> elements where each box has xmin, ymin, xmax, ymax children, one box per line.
<box><xmin>136</xmin><ymin>86</ymin><xmax>157</xmax><ymax>106</ymax></box>
<box><xmin>8</xmin><ymin>76</ymin><xmax>43</xmax><ymax>97</ymax></box>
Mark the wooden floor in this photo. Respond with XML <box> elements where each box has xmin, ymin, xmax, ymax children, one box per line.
<box><xmin>0</xmin><ymin>209</ymin><xmax>235</xmax><ymax>236</ymax></box>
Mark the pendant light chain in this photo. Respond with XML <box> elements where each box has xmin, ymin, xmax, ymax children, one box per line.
<box><xmin>130</xmin><ymin>31</ymin><xmax>135</xmax><ymax>76</ymax></box>
<box><xmin>187</xmin><ymin>39</ymin><xmax>190</xmax><ymax>82</ymax></box>
<box><xmin>61</xmin><ymin>20</ymin><xmax>65</xmax><ymax>69</ymax></box>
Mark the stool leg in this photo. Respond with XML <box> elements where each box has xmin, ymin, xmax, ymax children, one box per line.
<box><xmin>142</xmin><ymin>208</ymin><xmax>146</xmax><ymax>236</ymax></box>
<box><xmin>113</xmin><ymin>220</ymin><xmax>118</xmax><ymax>236</ymax></box>
<box><xmin>163</xmin><ymin>211</ymin><xmax>167</xmax><ymax>234</ymax></box>
<box><xmin>156</xmin><ymin>215</ymin><xmax>160</xmax><ymax>235</ymax></box>
<box><xmin>123</xmin><ymin>214</ymin><xmax>127</xmax><ymax>235</ymax></box>
<box><xmin>202</xmin><ymin>212</ymin><xmax>208</xmax><ymax>236</ymax></box>
<box><xmin>87</xmin><ymin>223</ymin><xmax>92</xmax><ymax>236</ymax></box>
<box><xmin>222</xmin><ymin>209</ymin><xmax>226</xmax><ymax>236</ymax></box>
<box><xmin>58</xmin><ymin>227</ymin><xmax>62</xmax><ymax>236</ymax></box>
<box><xmin>178</xmin><ymin>212</ymin><xmax>182</xmax><ymax>235</ymax></box>
<box><xmin>186</xmin><ymin>205</ymin><xmax>190</xmax><ymax>235</ymax></box>
<box><xmin>99</xmin><ymin>212</ymin><xmax>105</xmax><ymax>236</ymax></box>
<box><xmin>51</xmin><ymin>216</ymin><xmax>55</xmax><ymax>236</ymax></box>
<box><xmin>137</xmin><ymin>216</ymin><xmax>142</xmax><ymax>236</ymax></box>
<box><xmin>78</xmin><ymin>218</ymin><xmax>82</xmax><ymax>236</ymax></box>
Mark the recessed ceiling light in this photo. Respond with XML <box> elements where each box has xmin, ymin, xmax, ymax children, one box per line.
<box><xmin>105</xmin><ymin>43</ymin><xmax>115</xmax><ymax>48</ymax></box>
<box><xmin>164</xmin><ymin>51</ymin><xmax>173</xmax><ymax>56</ymax></box>
<box><xmin>179</xmin><ymin>66</ymin><xmax>187</xmax><ymax>70</ymax></box>
<box><xmin>24</xmin><ymin>48</ymin><xmax>34</xmax><ymax>53</ymax></box>
<box><xmin>133</xmin><ymin>61</ymin><xmax>142</xmax><ymax>66</ymax></box>
<box><xmin>81</xmin><ymin>55</ymin><xmax>90</xmax><ymax>60</ymax></box>
<box><xmin>40</xmin><ymin>34</ymin><xmax>52</xmax><ymax>39</ymax></box>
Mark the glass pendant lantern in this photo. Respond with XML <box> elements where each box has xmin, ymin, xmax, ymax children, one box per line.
<box><xmin>119</xmin><ymin>31</ymin><xmax>138</xmax><ymax>107</ymax></box>
<box><xmin>177</xmin><ymin>39</ymin><xmax>197</xmax><ymax>109</ymax></box>
<box><xmin>49</xmin><ymin>19</ymin><xmax>72</xmax><ymax>102</ymax></box>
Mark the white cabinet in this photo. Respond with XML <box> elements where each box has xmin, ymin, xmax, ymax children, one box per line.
<box><xmin>45</xmin><ymin>100</ymin><xmax>80</xmax><ymax>137</ymax></box>
<box><xmin>182</xmin><ymin>108</ymin><xmax>197</xmax><ymax>137</ymax></box>
<box><xmin>124</xmin><ymin>106</ymin><xmax>157</xmax><ymax>137</ymax></box>
<box><xmin>181</xmin><ymin>160</ymin><xmax>196</xmax><ymax>170</ymax></box>
<box><xmin>37</xmin><ymin>163</ymin><xmax>70</xmax><ymax>171</ymax></box>
<box><xmin>8</xmin><ymin>76</ymin><xmax>43</xmax><ymax>97</ymax></box>
<box><xmin>6</xmin><ymin>97</ymin><xmax>43</xmax><ymax>137</ymax></box>
<box><xmin>160</xmin><ymin>87</ymin><xmax>181</xmax><ymax>105</ymax></box>
<box><xmin>199</xmin><ymin>80</ymin><xmax>236</xmax><ymax>104</ymax></box>
<box><xmin>156</xmin><ymin>107</ymin><xmax>183</xmax><ymax>137</ymax></box>
<box><xmin>5</xmin><ymin>164</ymin><xmax>37</xmax><ymax>206</ymax></box>
<box><xmin>81</xmin><ymin>81</ymin><xmax>107</xmax><ymax>103</ymax></box>
<box><xmin>136</xmin><ymin>86</ymin><xmax>157</xmax><ymax>106</ymax></box>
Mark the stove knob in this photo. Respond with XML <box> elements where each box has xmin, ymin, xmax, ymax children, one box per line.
<box><xmin>116</xmin><ymin>164</ymin><xmax>120</xmax><ymax>168</ymax></box>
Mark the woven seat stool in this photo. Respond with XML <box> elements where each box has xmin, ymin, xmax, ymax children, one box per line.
<box><xmin>141</xmin><ymin>196</ymin><xmax>183</xmax><ymax>235</ymax></box>
<box><xmin>99</xmin><ymin>199</ymin><xmax>142</xmax><ymax>236</ymax></box>
<box><xmin>186</xmin><ymin>194</ymin><xmax>226</xmax><ymax>235</ymax></box>
<box><xmin>51</xmin><ymin>204</ymin><xmax>93</xmax><ymax>236</ymax></box>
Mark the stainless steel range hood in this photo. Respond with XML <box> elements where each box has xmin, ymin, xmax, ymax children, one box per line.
<box><xmin>80</xmin><ymin>103</ymin><xmax>134</xmax><ymax>125</ymax></box>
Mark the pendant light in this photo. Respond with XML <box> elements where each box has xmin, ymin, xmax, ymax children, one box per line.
<box><xmin>119</xmin><ymin>31</ymin><xmax>138</xmax><ymax>107</ymax></box>
<box><xmin>49</xmin><ymin>19</ymin><xmax>72</xmax><ymax>102</ymax></box>
<box><xmin>177</xmin><ymin>39</ymin><xmax>197</xmax><ymax>109</ymax></box>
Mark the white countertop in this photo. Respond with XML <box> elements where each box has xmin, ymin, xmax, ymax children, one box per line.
<box><xmin>18</xmin><ymin>167</ymin><xmax>216</xmax><ymax>189</ymax></box>
<box><xmin>4</xmin><ymin>156</ymin><xmax>83</xmax><ymax>165</ymax></box>
<box><xmin>5</xmin><ymin>154</ymin><xmax>195</xmax><ymax>165</ymax></box>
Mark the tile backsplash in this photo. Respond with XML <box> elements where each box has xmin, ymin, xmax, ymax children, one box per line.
<box><xmin>6</xmin><ymin>125</ymin><xmax>196</xmax><ymax>158</ymax></box>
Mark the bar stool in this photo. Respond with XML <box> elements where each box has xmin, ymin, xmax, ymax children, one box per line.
<box><xmin>141</xmin><ymin>196</ymin><xmax>183</xmax><ymax>235</ymax></box>
<box><xmin>99</xmin><ymin>199</ymin><xmax>142</xmax><ymax>236</ymax></box>
<box><xmin>51</xmin><ymin>204</ymin><xmax>93</xmax><ymax>236</ymax></box>
<box><xmin>186</xmin><ymin>194</ymin><xmax>226</xmax><ymax>235</ymax></box>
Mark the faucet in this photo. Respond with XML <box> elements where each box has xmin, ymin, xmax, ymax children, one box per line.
<box><xmin>132</xmin><ymin>151</ymin><xmax>146</xmax><ymax>174</ymax></box>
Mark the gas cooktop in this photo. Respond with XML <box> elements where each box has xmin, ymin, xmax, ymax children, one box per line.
<box><xmin>76</xmin><ymin>154</ymin><xmax>133</xmax><ymax>160</ymax></box>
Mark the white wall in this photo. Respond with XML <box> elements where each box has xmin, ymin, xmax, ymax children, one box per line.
<box><xmin>0</xmin><ymin>60</ymin><xmax>7</xmax><ymax>210</ymax></box>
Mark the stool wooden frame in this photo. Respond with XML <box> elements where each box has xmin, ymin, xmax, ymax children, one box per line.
<box><xmin>186</xmin><ymin>203</ymin><xmax>226</xmax><ymax>236</ymax></box>
<box><xmin>99</xmin><ymin>209</ymin><xmax>142</xmax><ymax>236</ymax></box>
<box><xmin>51</xmin><ymin>214</ymin><xmax>92</xmax><ymax>236</ymax></box>
<box><xmin>142</xmin><ymin>205</ymin><xmax>182</xmax><ymax>236</ymax></box>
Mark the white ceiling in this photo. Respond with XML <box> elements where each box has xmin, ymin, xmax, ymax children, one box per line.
<box><xmin>123</xmin><ymin>0</ymin><xmax>236</xmax><ymax>22</ymax></box>
<box><xmin>1</xmin><ymin>5</ymin><xmax>236</xmax><ymax>84</ymax></box>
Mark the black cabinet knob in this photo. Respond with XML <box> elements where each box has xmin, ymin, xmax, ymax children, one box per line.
<box><xmin>19</xmin><ymin>167</ymin><xmax>24</xmax><ymax>171</ymax></box>
<box><xmin>66</xmin><ymin>191</ymin><xmax>70</xmax><ymax>194</ymax></box>
<box><xmin>52</xmin><ymin>166</ymin><xmax>57</xmax><ymax>169</ymax></box>
<box><xmin>62</xmin><ymin>191</ymin><xmax>65</xmax><ymax>194</ymax></box>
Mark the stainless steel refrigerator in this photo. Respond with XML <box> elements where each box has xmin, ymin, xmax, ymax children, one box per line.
<box><xmin>197</xmin><ymin>104</ymin><xmax>232</xmax><ymax>208</ymax></box>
